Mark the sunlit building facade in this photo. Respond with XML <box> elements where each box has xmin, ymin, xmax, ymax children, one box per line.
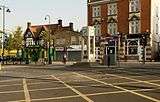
<box><xmin>88</xmin><ymin>0</ymin><xmax>160</xmax><ymax>62</ymax></box>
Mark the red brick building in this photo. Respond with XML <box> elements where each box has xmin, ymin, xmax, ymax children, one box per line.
<box><xmin>88</xmin><ymin>0</ymin><xmax>160</xmax><ymax>62</ymax></box>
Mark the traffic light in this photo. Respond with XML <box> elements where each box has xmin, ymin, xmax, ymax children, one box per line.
<box><xmin>141</xmin><ymin>34</ymin><xmax>147</xmax><ymax>46</ymax></box>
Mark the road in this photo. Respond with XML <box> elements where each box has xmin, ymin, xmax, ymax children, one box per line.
<box><xmin>0</xmin><ymin>64</ymin><xmax>160</xmax><ymax>102</ymax></box>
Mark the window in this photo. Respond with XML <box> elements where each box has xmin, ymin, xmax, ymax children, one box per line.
<box><xmin>92</xmin><ymin>6</ymin><xmax>101</xmax><ymax>17</ymax></box>
<box><xmin>56</xmin><ymin>38</ymin><xmax>66</xmax><ymax>45</ymax></box>
<box><xmin>108</xmin><ymin>23</ymin><xmax>117</xmax><ymax>35</ymax></box>
<box><xmin>129</xmin><ymin>20</ymin><xmax>140</xmax><ymax>34</ymax></box>
<box><xmin>71</xmin><ymin>36</ymin><xmax>77</xmax><ymax>45</ymax></box>
<box><xmin>129</xmin><ymin>0</ymin><xmax>140</xmax><ymax>12</ymax></box>
<box><xmin>39</xmin><ymin>39</ymin><xmax>44</xmax><ymax>46</ymax></box>
<box><xmin>26</xmin><ymin>38</ymin><xmax>34</xmax><ymax>46</ymax></box>
<box><xmin>108</xmin><ymin>3</ymin><xmax>117</xmax><ymax>15</ymax></box>
<box><xmin>25</xmin><ymin>31</ymin><xmax>32</xmax><ymax>38</ymax></box>
<box><xmin>94</xmin><ymin>24</ymin><xmax>101</xmax><ymax>36</ymax></box>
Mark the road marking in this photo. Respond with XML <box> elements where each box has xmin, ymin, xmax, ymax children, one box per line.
<box><xmin>0</xmin><ymin>83</ymin><xmax>22</xmax><ymax>88</ymax></box>
<box><xmin>29</xmin><ymin>86</ymin><xmax>70</xmax><ymax>92</ymax></box>
<box><xmin>74</xmin><ymin>72</ymin><xmax>160</xmax><ymax>102</ymax></box>
<box><xmin>27</xmin><ymin>87</ymin><xmax>160</xmax><ymax>102</ymax></box>
<box><xmin>51</xmin><ymin>75</ymin><xmax>94</xmax><ymax>102</ymax></box>
<box><xmin>0</xmin><ymin>79</ymin><xmax>21</xmax><ymax>83</ymax></box>
<box><xmin>103</xmin><ymin>73</ymin><xmax>160</xmax><ymax>87</ymax></box>
<box><xmin>8</xmin><ymin>100</ymin><xmax>25</xmax><ymax>102</ymax></box>
<box><xmin>23</xmin><ymin>79</ymin><xmax>31</xmax><ymax>102</ymax></box>
<box><xmin>26</xmin><ymin>81</ymin><xmax>60</xmax><ymax>85</ymax></box>
<box><xmin>87</xmin><ymin>88</ymin><xmax>160</xmax><ymax>96</ymax></box>
<box><xmin>0</xmin><ymin>90</ymin><xmax>23</xmax><ymax>94</ymax></box>
<box><xmin>31</xmin><ymin>95</ymin><xmax>80</xmax><ymax>101</ymax></box>
<box><xmin>113</xmin><ymin>79</ymin><xmax>160</xmax><ymax>85</ymax></box>
<box><xmin>29</xmin><ymin>84</ymin><xmax>104</xmax><ymax>92</ymax></box>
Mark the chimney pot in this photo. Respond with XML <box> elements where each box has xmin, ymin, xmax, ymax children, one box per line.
<box><xmin>69</xmin><ymin>22</ymin><xmax>73</xmax><ymax>30</ymax></box>
<box><xmin>58</xmin><ymin>19</ymin><xmax>62</xmax><ymax>26</ymax></box>
<box><xmin>27</xmin><ymin>22</ymin><xmax>31</xmax><ymax>28</ymax></box>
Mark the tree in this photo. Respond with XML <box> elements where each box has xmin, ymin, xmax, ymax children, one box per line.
<box><xmin>5</xmin><ymin>34</ymin><xmax>14</xmax><ymax>52</ymax></box>
<box><xmin>12</xmin><ymin>26</ymin><xmax>23</xmax><ymax>55</ymax></box>
<box><xmin>30</xmin><ymin>47</ymin><xmax>41</xmax><ymax>64</ymax></box>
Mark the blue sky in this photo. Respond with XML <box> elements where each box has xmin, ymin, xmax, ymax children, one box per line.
<box><xmin>0</xmin><ymin>0</ymin><xmax>87</xmax><ymax>32</ymax></box>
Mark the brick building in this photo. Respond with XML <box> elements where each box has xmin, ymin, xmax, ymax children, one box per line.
<box><xmin>23</xmin><ymin>20</ymin><xmax>83</xmax><ymax>63</ymax></box>
<box><xmin>88</xmin><ymin>0</ymin><xmax>160</xmax><ymax>62</ymax></box>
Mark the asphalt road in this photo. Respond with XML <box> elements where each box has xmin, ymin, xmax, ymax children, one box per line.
<box><xmin>0</xmin><ymin>64</ymin><xmax>160</xmax><ymax>102</ymax></box>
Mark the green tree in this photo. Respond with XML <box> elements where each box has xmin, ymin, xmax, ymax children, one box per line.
<box><xmin>5</xmin><ymin>34</ymin><xmax>14</xmax><ymax>52</ymax></box>
<box><xmin>12</xmin><ymin>26</ymin><xmax>23</xmax><ymax>55</ymax></box>
<box><xmin>30</xmin><ymin>47</ymin><xmax>41</xmax><ymax>64</ymax></box>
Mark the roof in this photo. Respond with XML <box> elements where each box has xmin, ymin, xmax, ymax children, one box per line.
<box><xmin>24</xmin><ymin>21</ymin><xmax>73</xmax><ymax>39</ymax></box>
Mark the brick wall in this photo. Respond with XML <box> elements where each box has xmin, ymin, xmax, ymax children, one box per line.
<box><xmin>117</xmin><ymin>0</ymin><xmax>129</xmax><ymax>34</ymax></box>
<box><xmin>141</xmin><ymin>0</ymin><xmax>151</xmax><ymax>32</ymax></box>
<box><xmin>101</xmin><ymin>4</ymin><xmax>107</xmax><ymax>36</ymax></box>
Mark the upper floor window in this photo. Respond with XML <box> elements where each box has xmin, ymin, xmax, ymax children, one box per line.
<box><xmin>94</xmin><ymin>24</ymin><xmax>101</xmax><ymax>36</ymax></box>
<box><xmin>26</xmin><ymin>38</ymin><xmax>34</xmax><ymax>46</ymax></box>
<box><xmin>92</xmin><ymin>6</ymin><xmax>101</xmax><ymax>17</ymax></box>
<box><xmin>25</xmin><ymin>31</ymin><xmax>32</xmax><ymax>38</ymax></box>
<box><xmin>71</xmin><ymin>36</ymin><xmax>77</xmax><ymax>45</ymax></box>
<box><xmin>129</xmin><ymin>20</ymin><xmax>140</xmax><ymax>34</ymax></box>
<box><xmin>129</xmin><ymin>0</ymin><xmax>140</xmax><ymax>12</ymax></box>
<box><xmin>108</xmin><ymin>23</ymin><xmax>117</xmax><ymax>35</ymax></box>
<box><xmin>108</xmin><ymin>3</ymin><xmax>117</xmax><ymax>15</ymax></box>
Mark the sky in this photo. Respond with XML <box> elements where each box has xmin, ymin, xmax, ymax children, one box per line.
<box><xmin>0</xmin><ymin>0</ymin><xmax>87</xmax><ymax>32</ymax></box>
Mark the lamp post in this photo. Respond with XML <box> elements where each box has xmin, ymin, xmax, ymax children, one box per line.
<box><xmin>117</xmin><ymin>32</ymin><xmax>122</xmax><ymax>67</ymax></box>
<box><xmin>45</xmin><ymin>15</ymin><xmax>52</xmax><ymax>64</ymax></box>
<box><xmin>0</xmin><ymin>5</ymin><xmax>11</xmax><ymax>64</ymax></box>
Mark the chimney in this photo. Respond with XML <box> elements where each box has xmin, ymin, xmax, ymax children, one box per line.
<box><xmin>58</xmin><ymin>19</ymin><xmax>62</xmax><ymax>26</ymax></box>
<box><xmin>27</xmin><ymin>22</ymin><xmax>31</xmax><ymax>28</ymax></box>
<box><xmin>69</xmin><ymin>22</ymin><xmax>73</xmax><ymax>30</ymax></box>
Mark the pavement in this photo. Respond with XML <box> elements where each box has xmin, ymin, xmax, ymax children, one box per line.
<box><xmin>0</xmin><ymin>63</ymin><xmax>159</xmax><ymax>102</ymax></box>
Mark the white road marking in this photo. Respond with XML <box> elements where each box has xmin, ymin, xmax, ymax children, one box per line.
<box><xmin>0</xmin><ymin>90</ymin><xmax>23</xmax><ymax>94</ymax></box>
<box><xmin>23</xmin><ymin>79</ymin><xmax>31</xmax><ymax>102</ymax></box>
<box><xmin>113</xmin><ymin>79</ymin><xmax>160</xmax><ymax>85</ymax></box>
<box><xmin>8</xmin><ymin>100</ymin><xmax>25</xmax><ymax>102</ymax></box>
<box><xmin>29</xmin><ymin>84</ymin><xmax>104</xmax><ymax>92</ymax></box>
<box><xmin>26</xmin><ymin>80</ymin><xmax>60</xmax><ymax>85</ymax></box>
<box><xmin>0</xmin><ymin>83</ymin><xmax>23</xmax><ymax>88</ymax></box>
<box><xmin>29</xmin><ymin>86</ymin><xmax>69</xmax><ymax>92</ymax></box>
<box><xmin>87</xmin><ymin>88</ymin><xmax>160</xmax><ymax>96</ymax></box>
<box><xmin>74</xmin><ymin>72</ymin><xmax>160</xmax><ymax>102</ymax></box>
<box><xmin>103</xmin><ymin>73</ymin><xmax>160</xmax><ymax>87</ymax></box>
<box><xmin>0</xmin><ymin>79</ymin><xmax>21</xmax><ymax>83</ymax></box>
<box><xmin>51</xmin><ymin>75</ymin><xmax>94</xmax><ymax>102</ymax></box>
<box><xmin>31</xmin><ymin>95</ymin><xmax>80</xmax><ymax>101</ymax></box>
<box><xmin>29</xmin><ymin>87</ymin><xmax>160</xmax><ymax>102</ymax></box>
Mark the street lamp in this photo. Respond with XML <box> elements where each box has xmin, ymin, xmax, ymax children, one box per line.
<box><xmin>45</xmin><ymin>14</ymin><xmax>52</xmax><ymax>64</ymax></box>
<box><xmin>0</xmin><ymin>5</ymin><xmax>11</xmax><ymax>64</ymax></box>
